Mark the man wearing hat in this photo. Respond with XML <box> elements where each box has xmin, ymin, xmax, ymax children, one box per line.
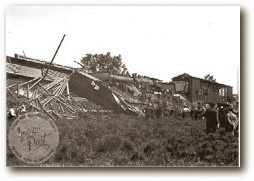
<box><xmin>202</xmin><ymin>103</ymin><xmax>219</xmax><ymax>134</ymax></box>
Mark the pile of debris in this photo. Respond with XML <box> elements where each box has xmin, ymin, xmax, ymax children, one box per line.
<box><xmin>7</xmin><ymin>34</ymin><xmax>143</xmax><ymax>119</ymax></box>
<box><xmin>69</xmin><ymin>71</ymin><xmax>143</xmax><ymax>116</ymax></box>
<box><xmin>7</xmin><ymin>76</ymin><xmax>84</xmax><ymax>120</ymax></box>
<box><xmin>7</xmin><ymin>70</ymin><xmax>143</xmax><ymax>121</ymax></box>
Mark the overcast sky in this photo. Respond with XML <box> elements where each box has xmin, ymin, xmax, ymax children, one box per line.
<box><xmin>6</xmin><ymin>6</ymin><xmax>240</xmax><ymax>93</ymax></box>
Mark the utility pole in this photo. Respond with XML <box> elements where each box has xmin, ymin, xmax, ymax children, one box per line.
<box><xmin>42</xmin><ymin>34</ymin><xmax>66</xmax><ymax>80</ymax></box>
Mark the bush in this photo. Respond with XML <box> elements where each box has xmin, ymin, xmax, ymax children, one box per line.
<box><xmin>7</xmin><ymin>113</ymin><xmax>239</xmax><ymax>166</ymax></box>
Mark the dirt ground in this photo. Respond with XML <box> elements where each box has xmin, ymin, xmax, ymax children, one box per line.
<box><xmin>6</xmin><ymin>113</ymin><xmax>239</xmax><ymax>167</ymax></box>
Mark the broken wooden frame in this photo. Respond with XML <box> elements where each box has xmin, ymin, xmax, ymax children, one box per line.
<box><xmin>7</xmin><ymin>75</ymin><xmax>80</xmax><ymax>121</ymax></box>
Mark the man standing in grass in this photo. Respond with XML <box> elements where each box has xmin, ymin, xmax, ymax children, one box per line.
<box><xmin>227</xmin><ymin>106</ymin><xmax>238</xmax><ymax>136</ymax></box>
<box><xmin>202</xmin><ymin>103</ymin><xmax>219</xmax><ymax>134</ymax></box>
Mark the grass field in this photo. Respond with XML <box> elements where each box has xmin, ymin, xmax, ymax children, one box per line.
<box><xmin>7</xmin><ymin>113</ymin><xmax>239</xmax><ymax>167</ymax></box>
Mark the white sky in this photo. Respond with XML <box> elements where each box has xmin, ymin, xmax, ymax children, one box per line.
<box><xmin>6</xmin><ymin>6</ymin><xmax>240</xmax><ymax>93</ymax></box>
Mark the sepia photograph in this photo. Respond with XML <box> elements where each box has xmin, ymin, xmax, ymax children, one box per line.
<box><xmin>6</xmin><ymin>6</ymin><xmax>240</xmax><ymax>167</ymax></box>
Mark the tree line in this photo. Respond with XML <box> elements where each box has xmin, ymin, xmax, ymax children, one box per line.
<box><xmin>79</xmin><ymin>52</ymin><xmax>216</xmax><ymax>81</ymax></box>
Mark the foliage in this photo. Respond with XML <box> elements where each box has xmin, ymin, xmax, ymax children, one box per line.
<box><xmin>7</xmin><ymin>113</ymin><xmax>239</xmax><ymax>167</ymax></box>
<box><xmin>80</xmin><ymin>52</ymin><xmax>130</xmax><ymax>76</ymax></box>
<box><xmin>204</xmin><ymin>74</ymin><xmax>216</xmax><ymax>82</ymax></box>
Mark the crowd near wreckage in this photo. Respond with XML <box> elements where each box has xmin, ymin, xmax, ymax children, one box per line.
<box><xmin>5</xmin><ymin>35</ymin><xmax>240</xmax><ymax>168</ymax></box>
<box><xmin>6</xmin><ymin>53</ymin><xmax>239</xmax><ymax>135</ymax></box>
<box><xmin>6</xmin><ymin>56</ymin><xmax>193</xmax><ymax>120</ymax></box>
<box><xmin>6</xmin><ymin>35</ymin><xmax>238</xmax><ymax>136</ymax></box>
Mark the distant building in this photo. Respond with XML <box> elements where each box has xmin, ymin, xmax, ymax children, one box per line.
<box><xmin>160</xmin><ymin>82</ymin><xmax>175</xmax><ymax>92</ymax></box>
<box><xmin>172</xmin><ymin>73</ymin><xmax>233</xmax><ymax>104</ymax></box>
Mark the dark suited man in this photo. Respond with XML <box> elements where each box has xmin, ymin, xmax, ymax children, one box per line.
<box><xmin>202</xmin><ymin>103</ymin><xmax>219</xmax><ymax>134</ymax></box>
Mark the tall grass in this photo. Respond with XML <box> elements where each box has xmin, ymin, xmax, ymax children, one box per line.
<box><xmin>7</xmin><ymin>113</ymin><xmax>239</xmax><ymax>167</ymax></box>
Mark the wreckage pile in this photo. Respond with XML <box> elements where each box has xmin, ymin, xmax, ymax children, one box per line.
<box><xmin>6</xmin><ymin>73</ymin><xmax>190</xmax><ymax>121</ymax></box>
<box><xmin>6</xmin><ymin>69</ymin><xmax>144</xmax><ymax>121</ymax></box>
<box><xmin>7</xmin><ymin>76</ymin><xmax>85</xmax><ymax>120</ymax></box>
<box><xmin>7</xmin><ymin>51</ymin><xmax>192</xmax><ymax>120</ymax></box>
<box><xmin>68</xmin><ymin>71</ymin><xmax>144</xmax><ymax>116</ymax></box>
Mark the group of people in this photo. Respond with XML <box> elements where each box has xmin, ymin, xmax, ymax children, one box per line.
<box><xmin>143</xmin><ymin>100</ymin><xmax>239</xmax><ymax>136</ymax></box>
<box><xmin>7</xmin><ymin>102</ymin><xmax>27</xmax><ymax>121</ymax></box>
<box><xmin>202</xmin><ymin>102</ymin><xmax>238</xmax><ymax>136</ymax></box>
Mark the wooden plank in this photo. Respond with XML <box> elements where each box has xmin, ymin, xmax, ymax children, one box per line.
<box><xmin>44</xmin><ymin>78</ymin><xmax>63</xmax><ymax>90</ymax></box>
<box><xmin>19</xmin><ymin>77</ymin><xmax>40</xmax><ymax>87</ymax></box>
<box><xmin>44</xmin><ymin>110</ymin><xmax>57</xmax><ymax>121</ymax></box>
<box><xmin>57</xmin><ymin>81</ymin><xmax>65</xmax><ymax>95</ymax></box>
<box><xmin>66</xmin><ymin>82</ymin><xmax>70</xmax><ymax>99</ymax></box>
<box><xmin>7</xmin><ymin>88</ymin><xmax>18</xmax><ymax>100</ymax></box>
<box><xmin>53</xmin><ymin>83</ymin><xmax>63</xmax><ymax>95</ymax></box>
<box><xmin>42</xmin><ymin>96</ymin><xmax>55</xmax><ymax>107</ymax></box>
<box><xmin>49</xmin><ymin>102</ymin><xmax>63</xmax><ymax>119</ymax></box>
<box><xmin>59</xmin><ymin>102</ymin><xmax>64</xmax><ymax>112</ymax></box>
<box><xmin>26</xmin><ymin>84</ymin><xmax>30</xmax><ymax>98</ymax></box>
<box><xmin>61</xmin><ymin>79</ymin><xmax>69</xmax><ymax>94</ymax></box>
<box><xmin>29</xmin><ymin>77</ymin><xmax>43</xmax><ymax>89</ymax></box>
<box><xmin>57</xmin><ymin>95</ymin><xmax>77</xmax><ymax>112</ymax></box>
<box><xmin>35</xmin><ymin>98</ymin><xmax>57</xmax><ymax>121</ymax></box>
<box><xmin>37</xmin><ymin>98</ymin><xmax>43</xmax><ymax>109</ymax></box>
<box><xmin>38</xmin><ymin>83</ymin><xmax>52</xmax><ymax>95</ymax></box>
<box><xmin>7</xmin><ymin>77</ymin><xmax>39</xmax><ymax>89</ymax></box>
<box><xmin>53</xmin><ymin>97</ymin><xmax>76</xmax><ymax>114</ymax></box>
<box><xmin>49</xmin><ymin>102</ymin><xmax>57</xmax><ymax>112</ymax></box>
<box><xmin>52</xmin><ymin>110</ymin><xmax>63</xmax><ymax>120</ymax></box>
<box><xmin>57</xmin><ymin>114</ymin><xmax>78</xmax><ymax>118</ymax></box>
<box><xmin>17</xmin><ymin>83</ymin><xmax>20</xmax><ymax>98</ymax></box>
